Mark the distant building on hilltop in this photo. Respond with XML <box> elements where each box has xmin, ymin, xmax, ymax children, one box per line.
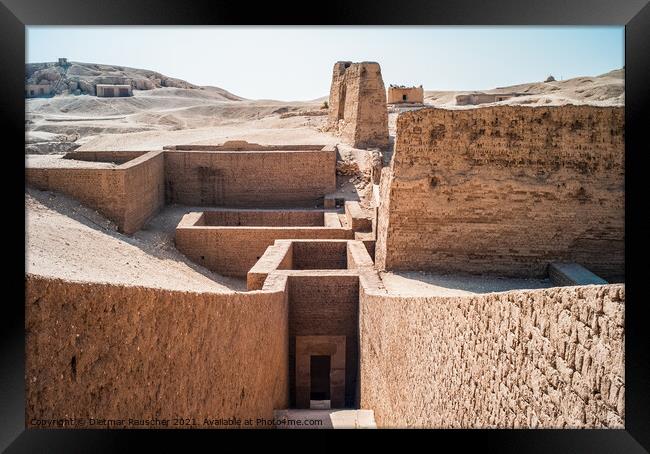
<box><xmin>455</xmin><ymin>92</ymin><xmax>524</xmax><ymax>105</ymax></box>
<box><xmin>25</xmin><ymin>83</ymin><xmax>52</xmax><ymax>98</ymax></box>
<box><xmin>96</xmin><ymin>84</ymin><xmax>133</xmax><ymax>97</ymax></box>
<box><xmin>387</xmin><ymin>85</ymin><xmax>424</xmax><ymax>104</ymax></box>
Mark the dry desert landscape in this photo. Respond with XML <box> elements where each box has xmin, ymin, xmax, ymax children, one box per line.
<box><xmin>25</xmin><ymin>60</ymin><xmax>625</xmax><ymax>429</ymax></box>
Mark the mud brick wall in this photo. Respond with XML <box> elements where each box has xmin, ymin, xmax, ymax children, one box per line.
<box><xmin>359</xmin><ymin>283</ymin><xmax>625</xmax><ymax>428</ymax></box>
<box><xmin>26</xmin><ymin>166</ymin><xmax>125</xmax><ymax>225</ymax></box>
<box><xmin>25</xmin><ymin>274</ymin><xmax>289</xmax><ymax>428</ymax></box>
<box><xmin>164</xmin><ymin>148</ymin><xmax>336</xmax><ymax>207</ymax></box>
<box><xmin>287</xmin><ymin>273</ymin><xmax>359</xmax><ymax>408</ymax></box>
<box><xmin>291</xmin><ymin>241</ymin><xmax>348</xmax><ymax>270</ymax></box>
<box><xmin>375</xmin><ymin>106</ymin><xmax>624</xmax><ymax>280</ymax></box>
<box><xmin>327</xmin><ymin>62</ymin><xmax>389</xmax><ymax>149</ymax></box>
<box><xmin>121</xmin><ymin>151</ymin><xmax>166</xmax><ymax>234</ymax></box>
<box><xmin>203</xmin><ymin>210</ymin><xmax>325</xmax><ymax>227</ymax></box>
<box><xmin>25</xmin><ymin>151</ymin><xmax>165</xmax><ymax>235</ymax></box>
<box><xmin>176</xmin><ymin>224</ymin><xmax>353</xmax><ymax>278</ymax></box>
<box><xmin>387</xmin><ymin>86</ymin><xmax>424</xmax><ymax>104</ymax></box>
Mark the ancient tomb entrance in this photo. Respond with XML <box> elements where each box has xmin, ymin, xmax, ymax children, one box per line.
<box><xmin>296</xmin><ymin>336</ymin><xmax>346</xmax><ymax>409</ymax></box>
<box><xmin>288</xmin><ymin>273</ymin><xmax>359</xmax><ymax>410</ymax></box>
<box><xmin>249</xmin><ymin>240</ymin><xmax>372</xmax><ymax>409</ymax></box>
<box><xmin>310</xmin><ymin>355</ymin><xmax>331</xmax><ymax>401</ymax></box>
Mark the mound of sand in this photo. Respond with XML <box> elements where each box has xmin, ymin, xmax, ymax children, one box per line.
<box><xmin>26</xmin><ymin>188</ymin><xmax>246</xmax><ymax>293</ymax></box>
<box><xmin>26</xmin><ymin>86</ymin><xmax>326</xmax><ymax>151</ymax></box>
<box><xmin>424</xmin><ymin>68</ymin><xmax>624</xmax><ymax>107</ymax></box>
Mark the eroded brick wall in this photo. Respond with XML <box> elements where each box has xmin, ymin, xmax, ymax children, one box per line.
<box><xmin>387</xmin><ymin>86</ymin><xmax>424</xmax><ymax>104</ymax></box>
<box><xmin>25</xmin><ymin>151</ymin><xmax>165</xmax><ymax>235</ymax></box>
<box><xmin>164</xmin><ymin>149</ymin><xmax>336</xmax><ymax>207</ymax></box>
<box><xmin>175</xmin><ymin>227</ymin><xmax>353</xmax><ymax>278</ymax></box>
<box><xmin>327</xmin><ymin>61</ymin><xmax>389</xmax><ymax>149</ymax></box>
<box><xmin>122</xmin><ymin>152</ymin><xmax>166</xmax><ymax>234</ymax></box>
<box><xmin>375</xmin><ymin>106</ymin><xmax>624</xmax><ymax>279</ymax></box>
<box><xmin>359</xmin><ymin>284</ymin><xmax>625</xmax><ymax>428</ymax></box>
<box><xmin>288</xmin><ymin>274</ymin><xmax>359</xmax><ymax>408</ymax></box>
<box><xmin>25</xmin><ymin>275</ymin><xmax>289</xmax><ymax>428</ymax></box>
<box><xmin>202</xmin><ymin>210</ymin><xmax>325</xmax><ymax>227</ymax></box>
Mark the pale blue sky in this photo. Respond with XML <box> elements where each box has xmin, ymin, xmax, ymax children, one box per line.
<box><xmin>26</xmin><ymin>26</ymin><xmax>624</xmax><ymax>101</ymax></box>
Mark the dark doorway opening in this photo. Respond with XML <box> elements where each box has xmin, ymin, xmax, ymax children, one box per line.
<box><xmin>310</xmin><ymin>355</ymin><xmax>330</xmax><ymax>401</ymax></box>
<box><xmin>402</xmin><ymin>94</ymin><xmax>407</xmax><ymax>101</ymax></box>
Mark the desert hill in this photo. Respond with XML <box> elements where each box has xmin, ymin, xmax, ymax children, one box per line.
<box><xmin>424</xmin><ymin>68</ymin><xmax>624</xmax><ymax>107</ymax></box>
<box><xmin>25</xmin><ymin>63</ymin><xmax>624</xmax><ymax>154</ymax></box>
<box><xmin>26</xmin><ymin>60</ymin><xmax>243</xmax><ymax>100</ymax></box>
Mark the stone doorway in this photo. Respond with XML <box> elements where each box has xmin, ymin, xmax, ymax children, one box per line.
<box><xmin>310</xmin><ymin>355</ymin><xmax>331</xmax><ymax>401</ymax></box>
<box><xmin>295</xmin><ymin>336</ymin><xmax>345</xmax><ymax>409</ymax></box>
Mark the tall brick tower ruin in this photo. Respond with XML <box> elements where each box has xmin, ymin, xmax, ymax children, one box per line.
<box><xmin>327</xmin><ymin>61</ymin><xmax>389</xmax><ymax>149</ymax></box>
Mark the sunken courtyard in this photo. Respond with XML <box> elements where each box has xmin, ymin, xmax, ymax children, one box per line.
<box><xmin>25</xmin><ymin>61</ymin><xmax>625</xmax><ymax>429</ymax></box>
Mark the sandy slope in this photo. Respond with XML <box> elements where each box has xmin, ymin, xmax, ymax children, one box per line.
<box><xmin>26</xmin><ymin>87</ymin><xmax>328</xmax><ymax>150</ymax></box>
<box><xmin>424</xmin><ymin>68</ymin><xmax>624</xmax><ymax>107</ymax></box>
<box><xmin>26</xmin><ymin>188</ymin><xmax>246</xmax><ymax>293</ymax></box>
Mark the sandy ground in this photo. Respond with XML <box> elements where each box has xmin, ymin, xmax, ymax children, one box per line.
<box><xmin>26</xmin><ymin>154</ymin><xmax>119</xmax><ymax>168</ymax></box>
<box><xmin>26</xmin><ymin>88</ymin><xmax>333</xmax><ymax>150</ymax></box>
<box><xmin>379</xmin><ymin>271</ymin><xmax>553</xmax><ymax>297</ymax></box>
<box><xmin>26</xmin><ymin>188</ymin><xmax>247</xmax><ymax>293</ymax></box>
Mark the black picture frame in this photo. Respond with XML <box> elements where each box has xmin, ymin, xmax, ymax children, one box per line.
<box><xmin>3</xmin><ymin>0</ymin><xmax>649</xmax><ymax>451</ymax></box>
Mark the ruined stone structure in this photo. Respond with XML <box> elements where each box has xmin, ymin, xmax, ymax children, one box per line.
<box><xmin>456</xmin><ymin>92</ymin><xmax>522</xmax><ymax>105</ymax></box>
<box><xmin>163</xmin><ymin>143</ymin><xmax>336</xmax><ymax>207</ymax></box>
<box><xmin>327</xmin><ymin>61</ymin><xmax>389</xmax><ymax>149</ymax></box>
<box><xmin>25</xmin><ymin>96</ymin><xmax>625</xmax><ymax>428</ymax></box>
<box><xmin>96</xmin><ymin>84</ymin><xmax>133</xmax><ymax>97</ymax></box>
<box><xmin>375</xmin><ymin>105</ymin><xmax>624</xmax><ymax>281</ymax></box>
<box><xmin>387</xmin><ymin>85</ymin><xmax>424</xmax><ymax>104</ymax></box>
<box><xmin>25</xmin><ymin>142</ymin><xmax>337</xmax><ymax>234</ymax></box>
<box><xmin>26</xmin><ymin>151</ymin><xmax>165</xmax><ymax>234</ymax></box>
<box><xmin>176</xmin><ymin>209</ymin><xmax>355</xmax><ymax>278</ymax></box>
<box><xmin>245</xmin><ymin>238</ymin><xmax>376</xmax><ymax>409</ymax></box>
<box><xmin>25</xmin><ymin>83</ymin><xmax>52</xmax><ymax>98</ymax></box>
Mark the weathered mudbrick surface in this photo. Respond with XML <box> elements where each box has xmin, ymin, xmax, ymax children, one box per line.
<box><xmin>164</xmin><ymin>147</ymin><xmax>336</xmax><ymax>207</ymax></box>
<box><xmin>327</xmin><ymin>62</ymin><xmax>389</xmax><ymax>149</ymax></box>
<box><xmin>387</xmin><ymin>85</ymin><xmax>424</xmax><ymax>104</ymax></box>
<box><xmin>175</xmin><ymin>212</ymin><xmax>354</xmax><ymax>278</ymax></box>
<box><xmin>25</xmin><ymin>274</ymin><xmax>289</xmax><ymax>428</ymax></box>
<box><xmin>288</xmin><ymin>273</ymin><xmax>360</xmax><ymax>408</ymax></box>
<box><xmin>25</xmin><ymin>143</ymin><xmax>336</xmax><ymax>232</ymax></box>
<box><xmin>375</xmin><ymin>106</ymin><xmax>624</xmax><ymax>280</ymax></box>
<box><xmin>359</xmin><ymin>283</ymin><xmax>625</xmax><ymax>428</ymax></box>
<box><xmin>25</xmin><ymin>151</ymin><xmax>165</xmax><ymax>234</ymax></box>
